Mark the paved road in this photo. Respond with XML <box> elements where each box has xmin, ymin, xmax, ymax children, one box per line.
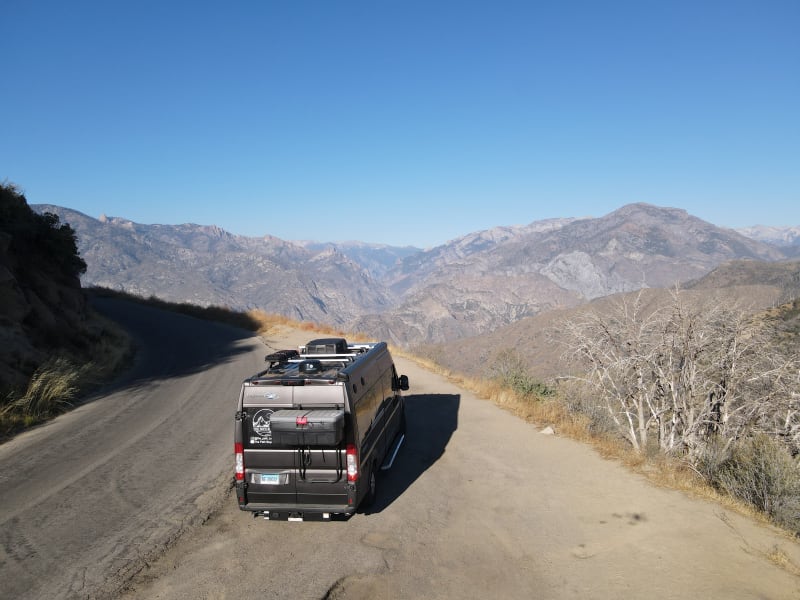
<box><xmin>123</xmin><ymin>339</ymin><xmax>800</xmax><ymax>599</ymax></box>
<box><xmin>0</xmin><ymin>298</ymin><xmax>266</xmax><ymax>599</ymax></box>
<box><xmin>3</xmin><ymin>300</ymin><xmax>800</xmax><ymax>599</ymax></box>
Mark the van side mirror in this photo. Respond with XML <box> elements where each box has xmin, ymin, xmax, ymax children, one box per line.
<box><xmin>398</xmin><ymin>374</ymin><xmax>409</xmax><ymax>391</ymax></box>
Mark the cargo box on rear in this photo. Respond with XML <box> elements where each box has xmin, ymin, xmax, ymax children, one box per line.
<box><xmin>269</xmin><ymin>409</ymin><xmax>345</xmax><ymax>446</ymax></box>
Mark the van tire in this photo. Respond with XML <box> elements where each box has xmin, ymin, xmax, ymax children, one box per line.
<box><xmin>362</xmin><ymin>464</ymin><xmax>377</xmax><ymax>508</ymax></box>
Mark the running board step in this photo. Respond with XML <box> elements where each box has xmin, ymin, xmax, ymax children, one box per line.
<box><xmin>381</xmin><ymin>433</ymin><xmax>405</xmax><ymax>471</ymax></box>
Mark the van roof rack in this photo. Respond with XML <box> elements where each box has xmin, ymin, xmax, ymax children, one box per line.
<box><xmin>249</xmin><ymin>340</ymin><xmax>383</xmax><ymax>384</ymax></box>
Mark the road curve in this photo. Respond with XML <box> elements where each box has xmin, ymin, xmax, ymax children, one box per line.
<box><xmin>0</xmin><ymin>298</ymin><xmax>267</xmax><ymax>599</ymax></box>
<box><xmin>2</xmin><ymin>300</ymin><xmax>800</xmax><ymax>600</ymax></box>
<box><xmin>123</xmin><ymin>337</ymin><xmax>800</xmax><ymax>599</ymax></box>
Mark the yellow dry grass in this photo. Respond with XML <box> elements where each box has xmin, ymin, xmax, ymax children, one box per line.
<box><xmin>0</xmin><ymin>309</ymin><xmax>132</xmax><ymax>439</ymax></box>
<box><xmin>767</xmin><ymin>546</ymin><xmax>800</xmax><ymax>577</ymax></box>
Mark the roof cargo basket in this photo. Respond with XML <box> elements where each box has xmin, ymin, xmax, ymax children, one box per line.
<box><xmin>303</xmin><ymin>338</ymin><xmax>348</xmax><ymax>355</ymax></box>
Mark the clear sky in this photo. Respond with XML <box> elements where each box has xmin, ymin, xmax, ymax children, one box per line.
<box><xmin>2</xmin><ymin>1</ymin><xmax>798</xmax><ymax>248</ymax></box>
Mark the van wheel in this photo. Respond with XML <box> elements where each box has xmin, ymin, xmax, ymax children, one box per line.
<box><xmin>362</xmin><ymin>465</ymin><xmax>377</xmax><ymax>508</ymax></box>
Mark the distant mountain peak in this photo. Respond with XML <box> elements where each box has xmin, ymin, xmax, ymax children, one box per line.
<box><xmin>737</xmin><ymin>225</ymin><xmax>800</xmax><ymax>247</ymax></box>
<box><xmin>608</xmin><ymin>202</ymin><xmax>690</xmax><ymax>222</ymax></box>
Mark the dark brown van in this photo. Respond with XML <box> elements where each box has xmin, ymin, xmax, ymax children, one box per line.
<box><xmin>234</xmin><ymin>338</ymin><xmax>409</xmax><ymax>520</ymax></box>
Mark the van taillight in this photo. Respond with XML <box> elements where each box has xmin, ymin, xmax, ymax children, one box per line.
<box><xmin>346</xmin><ymin>444</ymin><xmax>358</xmax><ymax>482</ymax></box>
<box><xmin>235</xmin><ymin>442</ymin><xmax>244</xmax><ymax>481</ymax></box>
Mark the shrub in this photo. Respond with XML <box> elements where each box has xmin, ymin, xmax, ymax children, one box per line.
<box><xmin>488</xmin><ymin>348</ymin><xmax>554</xmax><ymax>399</ymax></box>
<box><xmin>693</xmin><ymin>435</ymin><xmax>732</xmax><ymax>482</ymax></box>
<box><xmin>709</xmin><ymin>434</ymin><xmax>800</xmax><ymax>534</ymax></box>
<box><xmin>561</xmin><ymin>381</ymin><xmax>620</xmax><ymax>438</ymax></box>
<box><xmin>0</xmin><ymin>183</ymin><xmax>86</xmax><ymax>281</ymax></box>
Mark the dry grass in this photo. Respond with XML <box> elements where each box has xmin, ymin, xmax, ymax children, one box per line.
<box><xmin>90</xmin><ymin>287</ymin><xmax>265</xmax><ymax>331</ymax></box>
<box><xmin>767</xmin><ymin>545</ymin><xmax>800</xmax><ymax>577</ymax></box>
<box><xmin>244</xmin><ymin>308</ymin><xmax>373</xmax><ymax>345</ymax></box>
<box><xmin>244</xmin><ymin>308</ymin><xmax>356</xmax><ymax>340</ymax></box>
<box><xmin>245</xmin><ymin>309</ymin><xmax>300</xmax><ymax>334</ymax></box>
<box><xmin>0</xmin><ymin>310</ymin><xmax>133</xmax><ymax>440</ymax></box>
<box><xmin>3</xmin><ymin>357</ymin><xmax>83</xmax><ymax>417</ymax></box>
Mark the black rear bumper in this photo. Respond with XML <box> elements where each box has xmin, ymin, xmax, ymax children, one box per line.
<box><xmin>239</xmin><ymin>501</ymin><xmax>357</xmax><ymax>520</ymax></box>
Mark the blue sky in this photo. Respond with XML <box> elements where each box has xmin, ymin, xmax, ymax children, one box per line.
<box><xmin>2</xmin><ymin>1</ymin><xmax>798</xmax><ymax>248</ymax></box>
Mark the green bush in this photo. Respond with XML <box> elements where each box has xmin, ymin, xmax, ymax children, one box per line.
<box><xmin>0</xmin><ymin>182</ymin><xmax>86</xmax><ymax>281</ymax></box>
<box><xmin>710</xmin><ymin>434</ymin><xmax>800</xmax><ymax>534</ymax></box>
<box><xmin>489</xmin><ymin>348</ymin><xmax>554</xmax><ymax>399</ymax></box>
<box><xmin>505</xmin><ymin>372</ymin><xmax>555</xmax><ymax>398</ymax></box>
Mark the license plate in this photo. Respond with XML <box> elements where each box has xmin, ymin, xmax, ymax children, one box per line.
<box><xmin>260</xmin><ymin>473</ymin><xmax>280</xmax><ymax>485</ymax></box>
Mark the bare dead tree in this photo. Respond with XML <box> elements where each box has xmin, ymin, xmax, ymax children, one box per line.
<box><xmin>560</xmin><ymin>290</ymin><xmax>665</xmax><ymax>451</ymax></box>
<box><xmin>559</xmin><ymin>287</ymin><xmax>800</xmax><ymax>459</ymax></box>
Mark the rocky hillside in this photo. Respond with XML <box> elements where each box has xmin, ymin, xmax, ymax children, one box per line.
<box><xmin>34</xmin><ymin>202</ymin><xmax>793</xmax><ymax>347</ymax></box>
<box><xmin>417</xmin><ymin>259</ymin><xmax>800</xmax><ymax>383</ymax></box>
<box><xmin>737</xmin><ymin>225</ymin><xmax>800</xmax><ymax>258</ymax></box>
<box><xmin>295</xmin><ymin>241</ymin><xmax>421</xmax><ymax>280</ymax></box>
<box><xmin>686</xmin><ymin>258</ymin><xmax>800</xmax><ymax>298</ymax></box>
<box><xmin>1</xmin><ymin>186</ymin><xmax>89</xmax><ymax>393</ymax></box>
<box><xmin>33</xmin><ymin>206</ymin><xmax>394</xmax><ymax>326</ymax></box>
<box><xmin>737</xmin><ymin>225</ymin><xmax>800</xmax><ymax>248</ymax></box>
<box><xmin>353</xmin><ymin>204</ymin><xmax>787</xmax><ymax>345</ymax></box>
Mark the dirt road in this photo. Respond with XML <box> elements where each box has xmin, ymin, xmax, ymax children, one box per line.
<box><xmin>2</xmin><ymin>301</ymin><xmax>799</xmax><ymax>599</ymax></box>
<box><xmin>0</xmin><ymin>298</ymin><xmax>266</xmax><ymax>600</ymax></box>
<box><xmin>122</xmin><ymin>333</ymin><xmax>800</xmax><ymax>599</ymax></box>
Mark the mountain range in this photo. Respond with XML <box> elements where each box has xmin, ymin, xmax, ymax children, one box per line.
<box><xmin>417</xmin><ymin>258</ymin><xmax>800</xmax><ymax>383</ymax></box>
<box><xmin>33</xmin><ymin>203</ymin><xmax>799</xmax><ymax>346</ymax></box>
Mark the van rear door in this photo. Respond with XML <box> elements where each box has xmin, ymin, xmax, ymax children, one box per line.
<box><xmin>240</xmin><ymin>402</ymin><xmax>298</xmax><ymax>506</ymax></box>
<box><xmin>270</xmin><ymin>408</ymin><xmax>350</xmax><ymax>508</ymax></box>
<box><xmin>239</xmin><ymin>383</ymin><xmax>351</xmax><ymax>513</ymax></box>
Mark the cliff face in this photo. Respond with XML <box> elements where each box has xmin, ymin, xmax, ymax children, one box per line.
<box><xmin>0</xmin><ymin>184</ymin><xmax>88</xmax><ymax>394</ymax></box>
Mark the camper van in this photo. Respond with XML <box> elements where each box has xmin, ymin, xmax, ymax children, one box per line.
<box><xmin>234</xmin><ymin>338</ymin><xmax>409</xmax><ymax>520</ymax></box>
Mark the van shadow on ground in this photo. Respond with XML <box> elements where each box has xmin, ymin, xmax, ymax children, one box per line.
<box><xmin>363</xmin><ymin>393</ymin><xmax>460</xmax><ymax>514</ymax></box>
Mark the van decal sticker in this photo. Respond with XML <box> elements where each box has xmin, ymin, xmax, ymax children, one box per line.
<box><xmin>265</xmin><ymin>392</ymin><xmax>279</xmax><ymax>400</ymax></box>
<box><xmin>250</xmin><ymin>409</ymin><xmax>274</xmax><ymax>445</ymax></box>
